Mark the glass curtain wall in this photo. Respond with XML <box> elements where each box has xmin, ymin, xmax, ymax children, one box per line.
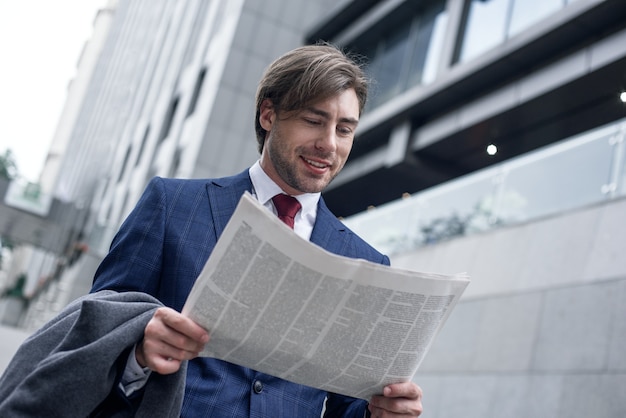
<box><xmin>457</xmin><ymin>0</ymin><xmax>575</xmax><ymax>63</ymax></box>
<box><xmin>353</xmin><ymin>0</ymin><xmax>447</xmax><ymax>111</ymax></box>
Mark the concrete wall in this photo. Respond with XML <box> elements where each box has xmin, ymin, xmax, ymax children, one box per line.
<box><xmin>395</xmin><ymin>197</ymin><xmax>626</xmax><ymax>417</ymax></box>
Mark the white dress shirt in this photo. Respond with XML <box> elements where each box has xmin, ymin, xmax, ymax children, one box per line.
<box><xmin>248</xmin><ymin>160</ymin><xmax>320</xmax><ymax>240</ymax></box>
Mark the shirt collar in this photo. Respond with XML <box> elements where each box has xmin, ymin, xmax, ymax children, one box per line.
<box><xmin>249</xmin><ymin>160</ymin><xmax>320</xmax><ymax>218</ymax></box>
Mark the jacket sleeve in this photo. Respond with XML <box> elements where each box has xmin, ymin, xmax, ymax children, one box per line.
<box><xmin>91</xmin><ymin>177</ymin><xmax>168</xmax><ymax>297</ymax></box>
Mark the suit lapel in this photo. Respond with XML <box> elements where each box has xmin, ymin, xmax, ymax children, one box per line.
<box><xmin>205</xmin><ymin>170</ymin><xmax>253</xmax><ymax>240</ymax></box>
<box><xmin>310</xmin><ymin>197</ymin><xmax>349</xmax><ymax>256</ymax></box>
<box><xmin>205</xmin><ymin>171</ymin><xmax>350</xmax><ymax>256</ymax></box>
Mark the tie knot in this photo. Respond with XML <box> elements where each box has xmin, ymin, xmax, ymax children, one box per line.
<box><xmin>272</xmin><ymin>194</ymin><xmax>301</xmax><ymax>229</ymax></box>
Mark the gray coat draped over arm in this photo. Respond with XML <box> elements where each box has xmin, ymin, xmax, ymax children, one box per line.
<box><xmin>0</xmin><ymin>290</ymin><xmax>186</xmax><ymax>417</ymax></box>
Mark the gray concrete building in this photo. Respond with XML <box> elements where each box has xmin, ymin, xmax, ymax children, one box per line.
<box><xmin>320</xmin><ymin>0</ymin><xmax>626</xmax><ymax>416</ymax></box>
<box><xmin>1</xmin><ymin>0</ymin><xmax>625</xmax><ymax>416</ymax></box>
<box><xmin>13</xmin><ymin>0</ymin><xmax>349</xmax><ymax>329</ymax></box>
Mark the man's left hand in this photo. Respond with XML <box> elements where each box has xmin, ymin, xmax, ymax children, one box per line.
<box><xmin>368</xmin><ymin>381</ymin><xmax>423</xmax><ymax>417</ymax></box>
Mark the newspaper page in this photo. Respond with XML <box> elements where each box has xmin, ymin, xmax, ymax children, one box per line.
<box><xmin>182</xmin><ymin>192</ymin><xmax>470</xmax><ymax>400</ymax></box>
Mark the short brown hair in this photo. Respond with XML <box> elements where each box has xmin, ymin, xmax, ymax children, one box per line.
<box><xmin>254</xmin><ymin>43</ymin><xmax>368</xmax><ymax>153</ymax></box>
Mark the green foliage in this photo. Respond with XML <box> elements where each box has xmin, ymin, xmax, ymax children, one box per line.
<box><xmin>0</xmin><ymin>235</ymin><xmax>15</xmax><ymax>252</ymax></box>
<box><xmin>0</xmin><ymin>149</ymin><xmax>18</xmax><ymax>180</ymax></box>
<box><xmin>2</xmin><ymin>274</ymin><xmax>26</xmax><ymax>299</ymax></box>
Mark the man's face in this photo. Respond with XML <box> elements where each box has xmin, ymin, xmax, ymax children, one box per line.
<box><xmin>258</xmin><ymin>89</ymin><xmax>360</xmax><ymax>195</ymax></box>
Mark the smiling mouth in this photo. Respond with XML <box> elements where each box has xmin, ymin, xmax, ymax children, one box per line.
<box><xmin>303</xmin><ymin>157</ymin><xmax>330</xmax><ymax>169</ymax></box>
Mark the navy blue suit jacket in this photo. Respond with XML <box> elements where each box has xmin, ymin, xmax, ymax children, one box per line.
<box><xmin>91</xmin><ymin>170</ymin><xmax>390</xmax><ymax>417</ymax></box>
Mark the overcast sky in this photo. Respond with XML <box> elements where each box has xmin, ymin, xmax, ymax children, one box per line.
<box><xmin>0</xmin><ymin>0</ymin><xmax>107</xmax><ymax>183</ymax></box>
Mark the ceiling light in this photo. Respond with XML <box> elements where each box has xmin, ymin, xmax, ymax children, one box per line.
<box><xmin>486</xmin><ymin>144</ymin><xmax>498</xmax><ymax>156</ymax></box>
<box><xmin>620</xmin><ymin>91</ymin><xmax>626</xmax><ymax>103</ymax></box>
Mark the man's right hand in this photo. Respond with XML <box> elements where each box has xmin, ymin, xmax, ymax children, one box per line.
<box><xmin>136</xmin><ymin>307</ymin><xmax>209</xmax><ymax>374</ymax></box>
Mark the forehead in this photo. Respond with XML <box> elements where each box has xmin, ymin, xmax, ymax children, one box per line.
<box><xmin>304</xmin><ymin>89</ymin><xmax>360</xmax><ymax>119</ymax></box>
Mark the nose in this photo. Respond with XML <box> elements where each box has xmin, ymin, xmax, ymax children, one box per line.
<box><xmin>315</xmin><ymin>126</ymin><xmax>338</xmax><ymax>153</ymax></box>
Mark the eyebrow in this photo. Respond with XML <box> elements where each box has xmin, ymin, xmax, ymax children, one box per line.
<box><xmin>305</xmin><ymin>106</ymin><xmax>359</xmax><ymax>127</ymax></box>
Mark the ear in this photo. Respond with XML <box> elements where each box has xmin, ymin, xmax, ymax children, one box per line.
<box><xmin>259</xmin><ymin>99</ymin><xmax>275</xmax><ymax>132</ymax></box>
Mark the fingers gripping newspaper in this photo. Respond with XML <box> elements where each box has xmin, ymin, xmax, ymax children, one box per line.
<box><xmin>182</xmin><ymin>192</ymin><xmax>469</xmax><ymax>400</ymax></box>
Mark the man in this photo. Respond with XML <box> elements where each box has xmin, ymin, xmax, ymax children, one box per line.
<box><xmin>91</xmin><ymin>43</ymin><xmax>423</xmax><ymax>417</ymax></box>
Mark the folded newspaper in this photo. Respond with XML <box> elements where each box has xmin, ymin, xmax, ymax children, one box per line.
<box><xmin>182</xmin><ymin>192</ymin><xmax>469</xmax><ymax>400</ymax></box>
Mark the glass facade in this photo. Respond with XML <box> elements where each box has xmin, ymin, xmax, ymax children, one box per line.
<box><xmin>457</xmin><ymin>0</ymin><xmax>576</xmax><ymax>63</ymax></box>
<box><xmin>352</xmin><ymin>0</ymin><xmax>580</xmax><ymax>110</ymax></box>
<box><xmin>364</xmin><ymin>19</ymin><xmax>413</xmax><ymax>108</ymax></box>
<box><xmin>508</xmin><ymin>0</ymin><xmax>562</xmax><ymax>36</ymax></box>
<box><xmin>352</xmin><ymin>0</ymin><xmax>447</xmax><ymax>110</ymax></box>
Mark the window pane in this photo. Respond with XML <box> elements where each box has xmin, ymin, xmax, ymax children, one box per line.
<box><xmin>421</xmin><ymin>10</ymin><xmax>448</xmax><ymax>85</ymax></box>
<box><xmin>498</xmin><ymin>137</ymin><xmax>613</xmax><ymax>224</ymax></box>
<box><xmin>407</xmin><ymin>2</ymin><xmax>447</xmax><ymax>87</ymax></box>
<box><xmin>343</xmin><ymin>171</ymin><xmax>499</xmax><ymax>252</ymax></box>
<box><xmin>414</xmin><ymin>174</ymin><xmax>499</xmax><ymax>246</ymax></box>
<box><xmin>368</xmin><ymin>21</ymin><xmax>411</xmax><ymax>108</ymax></box>
<box><xmin>458</xmin><ymin>0</ymin><xmax>509</xmax><ymax>63</ymax></box>
<box><xmin>509</xmin><ymin>0</ymin><xmax>563</xmax><ymax>37</ymax></box>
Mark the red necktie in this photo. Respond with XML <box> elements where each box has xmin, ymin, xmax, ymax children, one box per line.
<box><xmin>272</xmin><ymin>194</ymin><xmax>301</xmax><ymax>229</ymax></box>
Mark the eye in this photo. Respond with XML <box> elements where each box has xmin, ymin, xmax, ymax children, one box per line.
<box><xmin>304</xmin><ymin>118</ymin><xmax>321</xmax><ymax>126</ymax></box>
<box><xmin>337</xmin><ymin>126</ymin><xmax>354</xmax><ymax>136</ymax></box>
